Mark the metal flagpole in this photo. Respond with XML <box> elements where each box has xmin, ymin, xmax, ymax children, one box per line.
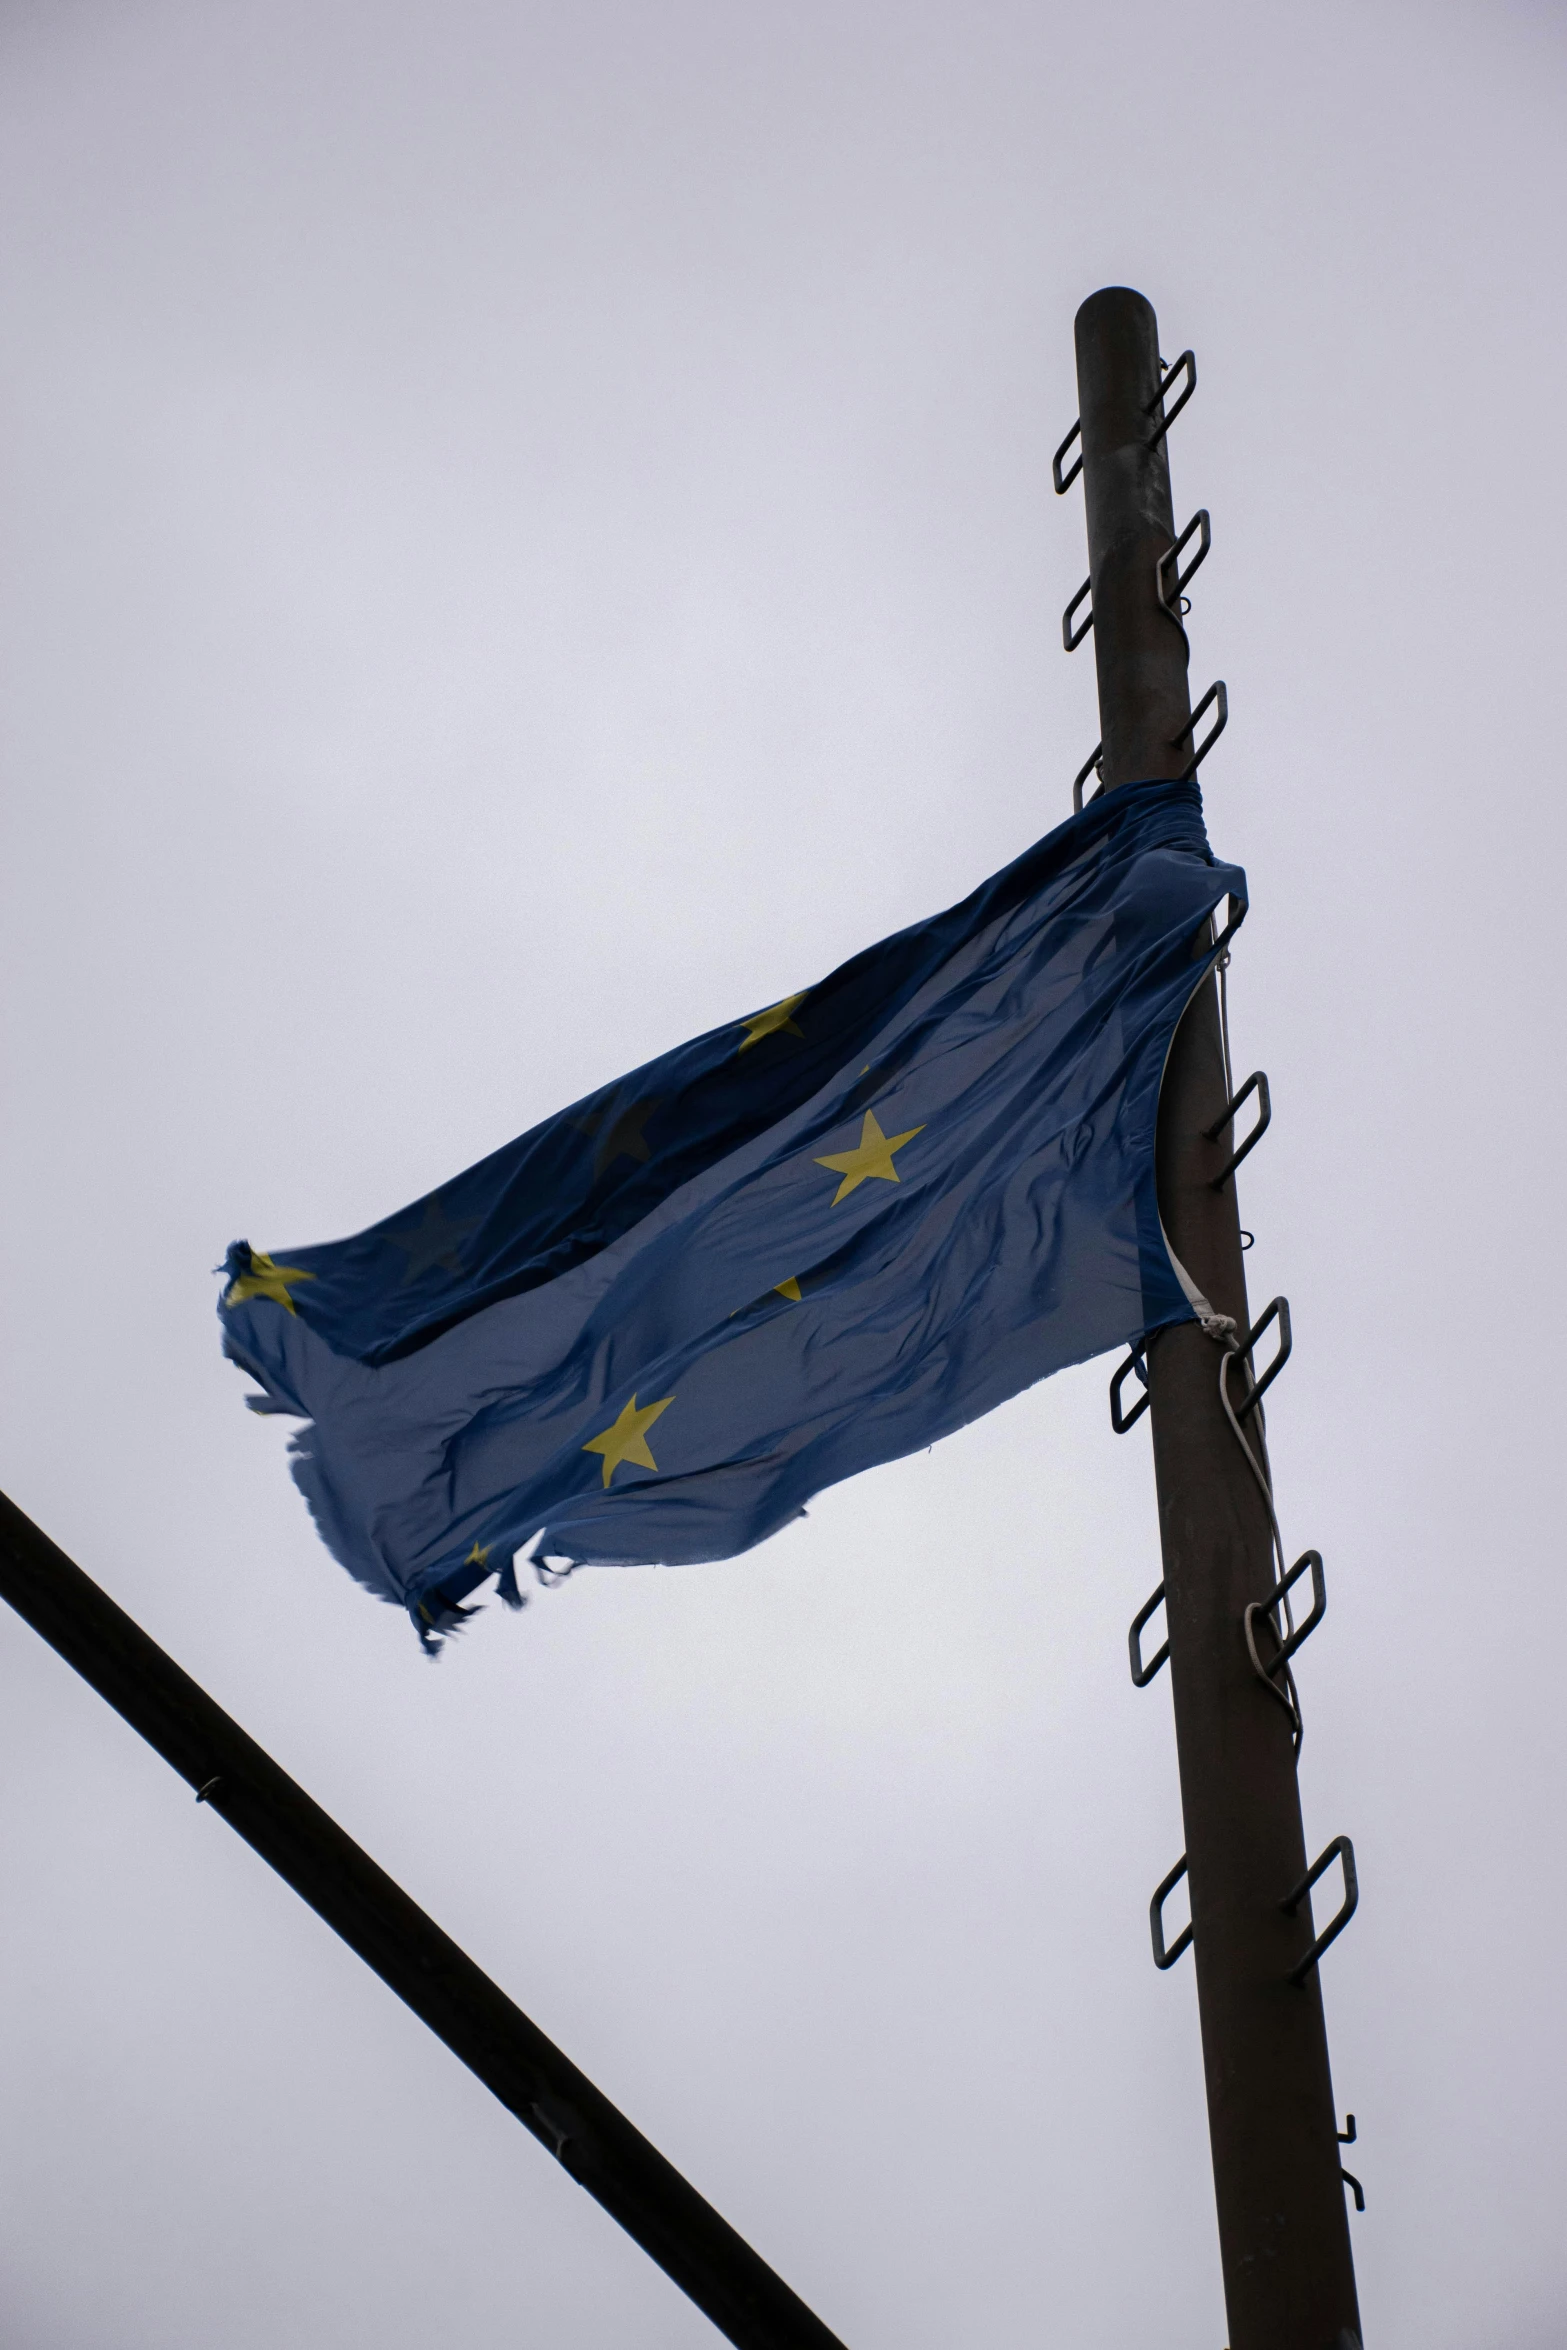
<box><xmin>1060</xmin><ymin>285</ymin><xmax>1363</xmax><ymax>2348</ymax></box>
<box><xmin>0</xmin><ymin>1489</ymin><xmax>848</xmax><ymax>2350</ymax></box>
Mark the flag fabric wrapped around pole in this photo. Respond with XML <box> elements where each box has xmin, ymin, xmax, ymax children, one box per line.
<box><xmin>218</xmin><ymin>777</ymin><xmax>1244</xmax><ymax>1646</ymax></box>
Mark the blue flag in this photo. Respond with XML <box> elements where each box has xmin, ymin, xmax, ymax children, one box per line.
<box><xmin>219</xmin><ymin>777</ymin><xmax>1243</xmax><ymax>1644</ymax></box>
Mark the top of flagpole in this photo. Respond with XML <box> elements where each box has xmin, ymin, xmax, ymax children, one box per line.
<box><xmin>1070</xmin><ymin>286</ymin><xmax>1194</xmax><ymax>793</ymax></box>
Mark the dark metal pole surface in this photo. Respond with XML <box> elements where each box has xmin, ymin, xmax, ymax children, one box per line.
<box><xmin>0</xmin><ymin>1488</ymin><xmax>849</xmax><ymax>2350</ymax></box>
<box><xmin>1072</xmin><ymin>288</ymin><xmax>1362</xmax><ymax>2349</ymax></box>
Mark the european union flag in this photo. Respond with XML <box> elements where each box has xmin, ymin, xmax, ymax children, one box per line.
<box><xmin>219</xmin><ymin>778</ymin><xmax>1243</xmax><ymax>1645</ymax></box>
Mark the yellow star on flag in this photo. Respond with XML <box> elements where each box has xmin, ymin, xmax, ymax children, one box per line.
<box><xmin>738</xmin><ymin>992</ymin><xmax>808</xmax><ymax>1053</ymax></box>
<box><xmin>223</xmin><ymin>1251</ymin><xmax>315</xmax><ymax>1315</ymax></box>
<box><xmin>582</xmin><ymin>1393</ymin><xmax>675</xmax><ymax>1488</ymax></box>
<box><xmin>814</xmin><ymin>1108</ymin><xmax>925</xmax><ymax>1204</ymax></box>
<box><xmin>464</xmin><ymin>1541</ymin><xmax>491</xmax><ymax>1570</ymax></box>
<box><xmin>774</xmin><ymin>1276</ymin><xmax>802</xmax><ymax>1301</ymax></box>
<box><xmin>571</xmin><ymin>1093</ymin><xmax>665</xmax><ymax>1180</ymax></box>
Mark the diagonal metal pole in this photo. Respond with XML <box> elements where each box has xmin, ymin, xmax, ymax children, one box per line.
<box><xmin>0</xmin><ymin>1488</ymin><xmax>849</xmax><ymax>2350</ymax></box>
<box><xmin>1068</xmin><ymin>287</ymin><xmax>1362</xmax><ymax>2349</ymax></box>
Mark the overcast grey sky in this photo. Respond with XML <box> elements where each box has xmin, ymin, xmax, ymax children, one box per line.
<box><xmin>2</xmin><ymin>2</ymin><xmax>1565</xmax><ymax>2344</ymax></box>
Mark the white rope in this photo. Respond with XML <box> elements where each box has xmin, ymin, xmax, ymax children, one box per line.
<box><xmin>1221</xmin><ymin>1325</ymin><xmax>1306</xmax><ymax>1748</ymax></box>
<box><xmin>1216</xmin><ymin>937</ymin><xmax>1235</xmax><ymax>1107</ymax></box>
<box><xmin>1212</xmin><ymin>1324</ymin><xmax>1303</xmax><ymax>1751</ymax></box>
<box><xmin>1202</xmin><ymin>913</ymin><xmax>1302</xmax><ymax>1748</ymax></box>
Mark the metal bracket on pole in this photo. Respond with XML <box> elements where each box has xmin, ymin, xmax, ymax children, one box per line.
<box><xmin>1072</xmin><ymin>741</ymin><xmax>1104</xmax><ymax>813</ymax></box>
<box><xmin>1205</xmin><ymin>1069</ymin><xmax>1271</xmax><ymax>1189</ymax></box>
<box><xmin>1337</xmin><ymin>2116</ymin><xmax>1364</xmax><ymax>2207</ymax></box>
<box><xmin>1146</xmin><ymin>349</ymin><xmax>1197</xmax><ymax>447</ymax></box>
<box><xmin>1063</xmin><ymin>576</ymin><xmax>1094</xmax><ymax>650</ymax></box>
<box><xmin>1156</xmin><ymin>508</ymin><xmax>1211</xmax><ymax>626</ymax></box>
<box><xmin>1150</xmin><ymin>1855</ymin><xmax>1193</xmax><ymax>1970</ymax></box>
<box><xmin>1172</xmin><ymin>680</ymin><xmax>1228</xmax><ymax>777</ymax></box>
<box><xmin>1210</xmin><ymin>891</ymin><xmax>1248</xmax><ymax>958</ymax></box>
<box><xmin>1128</xmin><ymin>1581</ymin><xmax>1170</xmax><ymax>1687</ymax></box>
<box><xmin>1052</xmin><ymin>417</ymin><xmax>1083</xmax><ymax>494</ymax></box>
<box><xmin>1282</xmin><ymin>1836</ymin><xmax>1359</xmax><ymax>1987</ymax></box>
<box><xmin>1244</xmin><ymin>1550</ymin><xmax>1326</xmax><ymax>1685</ymax></box>
<box><xmin>1230</xmin><ymin>1295</ymin><xmax>1292</xmax><ymax>1421</ymax></box>
<box><xmin>1109</xmin><ymin>1335</ymin><xmax>1153</xmax><ymax>1432</ymax></box>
